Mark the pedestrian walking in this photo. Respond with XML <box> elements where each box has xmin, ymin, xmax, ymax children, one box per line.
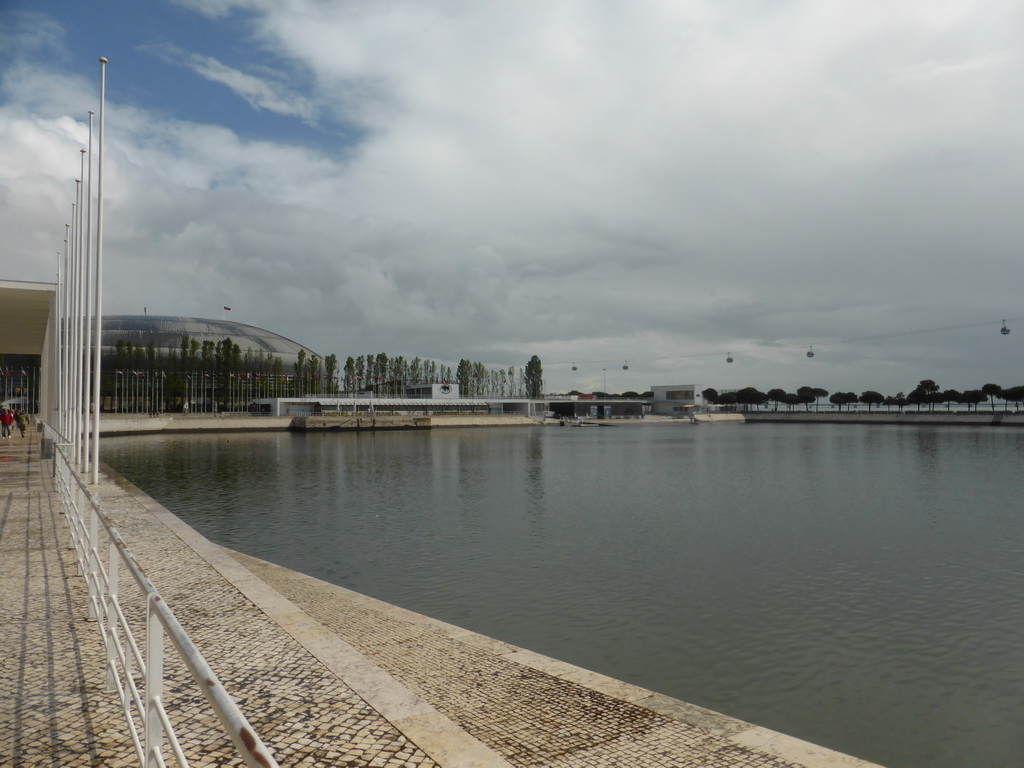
<box><xmin>15</xmin><ymin>409</ymin><xmax>28</xmax><ymax>437</ymax></box>
<box><xmin>0</xmin><ymin>407</ymin><xmax>13</xmax><ymax>439</ymax></box>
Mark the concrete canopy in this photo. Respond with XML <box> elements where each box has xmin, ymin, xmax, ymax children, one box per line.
<box><xmin>0</xmin><ymin>279</ymin><xmax>57</xmax><ymax>356</ymax></box>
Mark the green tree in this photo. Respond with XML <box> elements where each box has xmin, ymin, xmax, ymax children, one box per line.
<box><xmin>940</xmin><ymin>389</ymin><xmax>962</xmax><ymax>412</ymax></box>
<box><xmin>1001</xmin><ymin>385</ymin><xmax>1024</xmax><ymax>409</ymax></box>
<box><xmin>961</xmin><ymin>389</ymin><xmax>987</xmax><ymax>412</ymax></box>
<box><xmin>472</xmin><ymin>362</ymin><xmax>487</xmax><ymax>398</ymax></box>
<box><xmin>767</xmin><ymin>388</ymin><xmax>788</xmax><ymax>411</ymax></box>
<box><xmin>201</xmin><ymin>340</ymin><xmax>215</xmax><ymax>370</ymax></box>
<box><xmin>392</xmin><ymin>356</ymin><xmax>408</xmax><ymax>396</ymax></box>
<box><xmin>735</xmin><ymin>387</ymin><xmax>767</xmax><ymax>411</ymax></box>
<box><xmin>344</xmin><ymin>356</ymin><xmax>356</xmax><ymax>393</ymax></box>
<box><xmin>829</xmin><ymin>391</ymin><xmax>858</xmax><ymax>411</ymax></box>
<box><xmin>325</xmin><ymin>354</ymin><xmax>338</xmax><ymax>394</ymax></box>
<box><xmin>701</xmin><ymin>387</ymin><xmax>718</xmax><ymax>404</ymax></box>
<box><xmin>716</xmin><ymin>391</ymin><xmax>737</xmax><ymax>409</ymax></box>
<box><xmin>456</xmin><ymin>359</ymin><xmax>472</xmax><ymax>396</ymax></box>
<box><xmin>859</xmin><ymin>391</ymin><xmax>884</xmax><ymax>411</ymax></box>
<box><xmin>906</xmin><ymin>388</ymin><xmax>924</xmax><ymax>411</ymax></box>
<box><xmin>295</xmin><ymin>350</ymin><xmax>306</xmax><ymax>396</ymax></box>
<box><xmin>525</xmin><ymin>355</ymin><xmax>543</xmax><ymax>398</ymax></box>
<box><xmin>812</xmin><ymin>387</ymin><xmax>829</xmax><ymax>412</ymax></box>
<box><xmin>796</xmin><ymin>386</ymin><xmax>816</xmax><ymax>411</ymax></box>
<box><xmin>308</xmin><ymin>354</ymin><xmax>322</xmax><ymax>393</ymax></box>
<box><xmin>910</xmin><ymin>379</ymin><xmax>940</xmax><ymax>412</ymax></box>
<box><xmin>375</xmin><ymin>353</ymin><xmax>389</xmax><ymax>393</ymax></box>
<box><xmin>982</xmin><ymin>383</ymin><xmax>1002</xmax><ymax>412</ymax></box>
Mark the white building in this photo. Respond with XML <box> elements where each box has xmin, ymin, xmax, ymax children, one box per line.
<box><xmin>649</xmin><ymin>384</ymin><xmax>699</xmax><ymax>416</ymax></box>
<box><xmin>404</xmin><ymin>382</ymin><xmax>460</xmax><ymax>398</ymax></box>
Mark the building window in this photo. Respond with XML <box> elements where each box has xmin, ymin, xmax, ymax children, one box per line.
<box><xmin>665</xmin><ymin>390</ymin><xmax>694</xmax><ymax>400</ymax></box>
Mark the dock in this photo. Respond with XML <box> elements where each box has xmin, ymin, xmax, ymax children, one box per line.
<box><xmin>2</xmin><ymin>429</ymin><xmax>882</xmax><ymax>767</ymax></box>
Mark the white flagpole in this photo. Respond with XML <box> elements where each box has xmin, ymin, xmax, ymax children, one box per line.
<box><xmin>54</xmin><ymin>252</ymin><xmax>62</xmax><ymax>428</ymax></box>
<box><xmin>82</xmin><ymin>119</ymin><xmax>94</xmax><ymax>473</ymax></box>
<box><xmin>62</xmin><ymin>227</ymin><xmax>70</xmax><ymax>437</ymax></box>
<box><xmin>90</xmin><ymin>58</ymin><xmax>107</xmax><ymax>484</ymax></box>
<box><xmin>76</xmin><ymin>179</ymin><xmax>85</xmax><ymax>465</ymax></box>
<box><xmin>76</xmin><ymin>159</ymin><xmax>86</xmax><ymax>468</ymax></box>
<box><xmin>70</xmin><ymin>189</ymin><xmax>81</xmax><ymax>462</ymax></box>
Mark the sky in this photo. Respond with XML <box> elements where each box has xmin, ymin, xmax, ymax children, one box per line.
<box><xmin>1</xmin><ymin>0</ymin><xmax>1022</xmax><ymax>397</ymax></box>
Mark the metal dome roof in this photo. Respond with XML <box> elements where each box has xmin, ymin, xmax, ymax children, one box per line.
<box><xmin>102</xmin><ymin>316</ymin><xmax>319</xmax><ymax>362</ymax></box>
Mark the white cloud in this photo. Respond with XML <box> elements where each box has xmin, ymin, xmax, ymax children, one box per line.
<box><xmin>148</xmin><ymin>43</ymin><xmax>318</xmax><ymax>122</ymax></box>
<box><xmin>2</xmin><ymin>1</ymin><xmax>1023</xmax><ymax>395</ymax></box>
<box><xmin>167</xmin><ymin>0</ymin><xmax>245</xmax><ymax>20</ymax></box>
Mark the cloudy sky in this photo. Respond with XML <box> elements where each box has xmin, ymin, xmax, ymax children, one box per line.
<box><xmin>2</xmin><ymin>0</ymin><xmax>1022</xmax><ymax>396</ymax></box>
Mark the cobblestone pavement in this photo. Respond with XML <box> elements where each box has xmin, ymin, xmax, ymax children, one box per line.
<box><xmin>2</xmin><ymin>431</ymin><xmax>884</xmax><ymax>767</ymax></box>
<box><xmin>1</xmin><ymin>431</ymin><xmax>134</xmax><ymax>767</ymax></box>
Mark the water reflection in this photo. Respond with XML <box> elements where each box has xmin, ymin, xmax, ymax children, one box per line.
<box><xmin>102</xmin><ymin>423</ymin><xmax>1024</xmax><ymax>768</ymax></box>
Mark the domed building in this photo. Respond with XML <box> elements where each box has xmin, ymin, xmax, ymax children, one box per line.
<box><xmin>102</xmin><ymin>315</ymin><xmax>318</xmax><ymax>365</ymax></box>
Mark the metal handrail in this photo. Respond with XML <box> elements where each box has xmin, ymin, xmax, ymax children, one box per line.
<box><xmin>43</xmin><ymin>422</ymin><xmax>279</xmax><ymax>768</ymax></box>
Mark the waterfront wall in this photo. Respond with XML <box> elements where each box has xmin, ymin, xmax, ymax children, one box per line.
<box><xmin>294</xmin><ymin>414</ymin><xmax>536</xmax><ymax>430</ymax></box>
<box><xmin>99</xmin><ymin>413</ymin><xmax>539</xmax><ymax>435</ymax></box>
<box><xmin>100</xmin><ymin>415</ymin><xmax>293</xmax><ymax>435</ymax></box>
<box><xmin>743</xmin><ymin>411</ymin><xmax>1024</xmax><ymax>426</ymax></box>
<box><xmin>98</xmin><ymin>410</ymin><xmax>1024</xmax><ymax>435</ymax></box>
<box><xmin>694</xmin><ymin>413</ymin><xmax>745</xmax><ymax>423</ymax></box>
<box><xmin>429</xmin><ymin>414</ymin><xmax>538</xmax><ymax>427</ymax></box>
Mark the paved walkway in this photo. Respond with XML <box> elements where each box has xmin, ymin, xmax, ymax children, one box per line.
<box><xmin>1</xmin><ymin>430</ymin><xmax>883</xmax><ymax>767</ymax></box>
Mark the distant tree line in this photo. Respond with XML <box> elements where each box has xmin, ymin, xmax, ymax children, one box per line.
<box><xmin>701</xmin><ymin>380</ymin><xmax>1024</xmax><ymax>412</ymax></box>
<box><xmin>103</xmin><ymin>337</ymin><xmax>546</xmax><ymax>410</ymax></box>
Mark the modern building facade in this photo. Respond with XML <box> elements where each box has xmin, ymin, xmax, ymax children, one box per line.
<box><xmin>102</xmin><ymin>315</ymin><xmax>318</xmax><ymax>365</ymax></box>
<box><xmin>649</xmin><ymin>384</ymin><xmax>699</xmax><ymax>416</ymax></box>
<box><xmin>405</xmin><ymin>383</ymin><xmax>460</xmax><ymax>398</ymax></box>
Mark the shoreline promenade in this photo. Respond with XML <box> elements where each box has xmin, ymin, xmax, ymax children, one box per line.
<box><xmin>3</xmin><ymin>429</ymin><xmax>882</xmax><ymax>767</ymax></box>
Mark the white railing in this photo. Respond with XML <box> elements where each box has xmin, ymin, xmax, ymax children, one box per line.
<box><xmin>43</xmin><ymin>423</ymin><xmax>280</xmax><ymax>768</ymax></box>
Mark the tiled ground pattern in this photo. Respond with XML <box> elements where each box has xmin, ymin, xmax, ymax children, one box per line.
<box><xmin>2</xmin><ymin>433</ymin><xmax>437</xmax><ymax>768</ymax></box>
<box><xmin>93</xmin><ymin>481</ymin><xmax>439</xmax><ymax>768</ymax></box>
<box><xmin>241</xmin><ymin>558</ymin><xmax>803</xmax><ymax>768</ymax></box>
<box><xmin>1</xmin><ymin>436</ymin><xmax>135</xmax><ymax>767</ymax></box>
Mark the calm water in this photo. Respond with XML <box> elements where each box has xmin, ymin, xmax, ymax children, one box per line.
<box><xmin>102</xmin><ymin>423</ymin><xmax>1024</xmax><ymax>768</ymax></box>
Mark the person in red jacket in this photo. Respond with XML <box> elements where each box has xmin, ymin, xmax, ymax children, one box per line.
<box><xmin>0</xmin><ymin>407</ymin><xmax>13</xmax><ymax>439</ymax></box>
